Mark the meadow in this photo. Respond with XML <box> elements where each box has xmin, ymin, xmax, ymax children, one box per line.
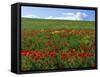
<box><xmin>21</xmin><ymin>18</ymin><xmax>95</xmax><ymax>71</ymax></box>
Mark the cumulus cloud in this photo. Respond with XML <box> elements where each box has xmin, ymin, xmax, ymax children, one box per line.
<box><xmin>45</xmin><ymin>12</ymin><xmax>88</xmax><ymax>20</ymax></box>
<box><xmin>22</xmin><ymin>14</ymin><xmax>39</xmax><ymax>18</ymax></box>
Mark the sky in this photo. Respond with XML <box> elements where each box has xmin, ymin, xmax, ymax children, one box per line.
<box><xmin>21</xmin><ymin>6</ymin><xmax>95</xmax><ymax>21</ymax></box>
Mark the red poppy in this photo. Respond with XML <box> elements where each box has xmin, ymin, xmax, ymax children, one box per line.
<box><xmin>21</xmin><ymin>50</ymin><xmax>30</xmax><ymax>56</ymax></box>
<box><xmin>48</xmin><ymin>51</ymin><xmax>56</xmax><ymax>58</ymax></box>
<box><xmin>78</xmin><ymin>52</ymin><xmax>95</xmax><ymax>58</ymax></box>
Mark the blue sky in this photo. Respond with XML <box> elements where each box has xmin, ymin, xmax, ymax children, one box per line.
<box><xmin>21</xmin><ymin>6</ymin><xmax>95</xmax><ymax>21</ymax></box>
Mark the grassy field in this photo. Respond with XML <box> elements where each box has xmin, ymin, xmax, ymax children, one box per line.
<box><xmin>21</xmin><ymin>18</ymin><xmax>96</xmax><ymax>71</ymax></box>
<box><xmin>21</xmin><ymin>18</ymin><xmax>95</xmax><ymax>30</ymax></box>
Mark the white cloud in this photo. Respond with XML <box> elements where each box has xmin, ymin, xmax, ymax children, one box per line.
<box><xmin>22</xmin><ymin>14</ymin><xmax>39</xmax><ymax>18</ymax></box>
<box><xmin>74</xmin><ymin>12</ymin><xmax>87</xmax><ymax>20</ymax></box>
<box><xmin>45</xmin><ymin>16</ymin><xmax>54</xmax><ymax>19</ymax></box>
<box><xmin>45</xmin><ymin>12</ymin><xmax>88</xmax><ymax>20</ymax></box>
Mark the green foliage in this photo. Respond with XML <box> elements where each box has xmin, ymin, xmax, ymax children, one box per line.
<box><xmin>67</xmin><ymin>34</ymin><xmax>82</xmax><ymax>48</ymax></box>
<box><xmin>83</xmin><ymin>34</ymin><xmax>91</xmax><ymax>47</ymax></box>
<box><xmin>21</xmin><ymin>56</ymin><xmax>32</xmax><ymax>71</ymax></box>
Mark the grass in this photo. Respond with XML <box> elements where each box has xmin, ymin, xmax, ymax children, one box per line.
<box><xmin>21</xmin><ymin>18</ymin><xmax>96</xmax><ymax>71</ymax></box>
<box><xmin>21</xmin><ymin>18</ymin><xmax>95</xmax><ymax>30</ymax></box>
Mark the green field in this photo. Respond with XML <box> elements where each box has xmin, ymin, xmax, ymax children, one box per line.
<box><xmin>21</xmin><ymin>18</ymin><xmax>95</xmax><ymax>71</ymax></box>
<box><xmin>21</xmin><ymin>18</ymin><xmax>95</xmax><ymax>30</ymax></box>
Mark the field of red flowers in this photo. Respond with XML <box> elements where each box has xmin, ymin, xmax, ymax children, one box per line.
<box><xmin>21</xmin><ymin>29</ymin><xmax>95</xmax><ymax>71</ymax></box>
<box><xmin>21</xmin><ymin>18</ymin><xmax>95</xmax><ymax>71</ymax></box>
